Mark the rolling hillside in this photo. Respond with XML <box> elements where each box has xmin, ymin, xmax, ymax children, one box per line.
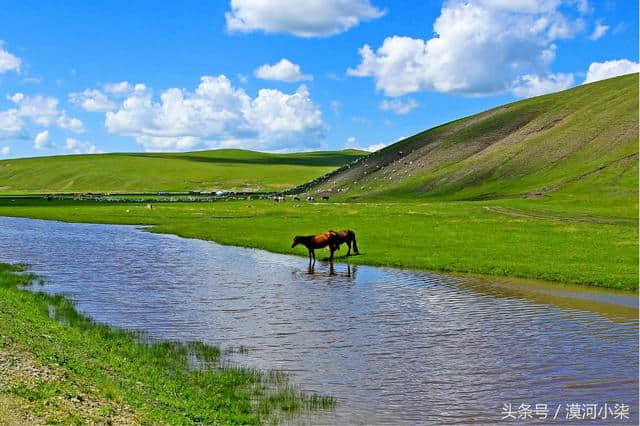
<box><xmin>302</xmin><ymin>74</ymin><xmax>638</xmax><ymax>214</ymax></box>
<box><xmin>0</xmin><ymin>149</ymin><xmax>365</xmax><ymax>194</ymax></box>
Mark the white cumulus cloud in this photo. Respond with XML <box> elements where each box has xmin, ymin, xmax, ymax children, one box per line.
<box><xmin>103</xmin><ymin>75</ymin><xmax>325</xmax><ymax>151</ymax></box>
<box><xmin>379</xmin><ymin>98</ymin><xmax>419</xmax><ymax>114</ymax></box>
<box><xmin>0</xmin><ymin>109</ymin><xmax>24</xmax><ymax>140</ymax></box>
<box><xmin>345</xmin><ymin>135</ymin><xmax>386</xmax><ymax>152</ymax></box>
<box><xmin>0</xmin><ymin>93</ymin><xmax>84</xmax><ymax>140</ymax></box>
<box><xmin>0</xmin><ymin>41</ymin><xmax>21</xmax><ymax>74</ymax></box>
<box><xmin>69</xmin><ymin>89</ymin><xmax>116</xmax><ymax>112</ymax></box>
<box><xmin>589</xmin><ymin>20</ymin><xmax>609</xmax><ymax>40</ymax></box>
<box><xmin>512</xmin><ymin>72</ymin><xmax>574</xmax><ymax>97</ymax></box>
<box><xmin>583</xmin><ymin>59</ymin><xmax>639</xmax><ymax>84</ymax></box>
<box><xmin>348</xmin><ymin>0</ymin><xmax>585</xmax><ymax>97</ymax></box>
<box><xmin>7</xmin><ymin>93</ymin><xmax>84</xmax><ymax>132</ymax></box>
<box><xmin>33</xmin><ymin>129</ymin><xmax>52</xmax><ymax>150</ymax></box>
<box><xmin>1</xmin><ymin>146</ymin><xmax>9</xmax><ymax>156</ymax></box>
<box><xmin>225</xmin><ymin>0</ymin><xmax>385</xmax><ymax>37</ymax></box>
<box><xmin>104</xmin><ymin>81</ymin><xmax>135</xmax><ymax>96</ymax></box>
<box><xmin>57</xmin><ymin>114</ymin><xmax>84</xmax><ymax>132</ymax></box>
<box><xmin>65</xmin><ymin>137</ymin><xmax>100</xmax><ymax>154</ymax></box>
<box><xmin>254</xmin><ymin>59</ymin><xmax>312</xmax><ymax>82</ymax></box>
<box><xmin>364</xmin><ymin>143</ymin><xmax>386</xmax><ymax>152</ymax></box>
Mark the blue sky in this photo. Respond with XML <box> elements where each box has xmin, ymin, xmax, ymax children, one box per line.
<box><xmin>0</xmin><ymin>0</ymin><xmax>638</xmax><ymax>158</ymax></box>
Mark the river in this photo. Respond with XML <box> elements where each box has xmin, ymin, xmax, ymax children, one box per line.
<box><xmin>1</xmin><ymin>216</ymin><xmax>637</xmax><ymax>424</ymax></box>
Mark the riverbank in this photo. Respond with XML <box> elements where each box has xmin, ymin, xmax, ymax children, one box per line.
<box><xmin>0</xmin><ymin>263</ymin><xmax>333</xmax><ymax>425</ymax></box>
<box><xmin>0</xmin><ymin>197</ymin><xmax>636</xmax><ymax>290</ymax></box>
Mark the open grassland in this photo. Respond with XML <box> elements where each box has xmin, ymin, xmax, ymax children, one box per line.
<box><xmin>0</xmin><ymin>198</ymin><xmax>636</xmax><ymax>290</ymax></box>
<box><xmin>0</xmin><ymin>263</ymin><xmax>334</xmax><ymax>425</ymax></box>
<box><xmin>0</xmin><ymin>149</ymin><xmax>365</xmax><ymax>194</ymax></box>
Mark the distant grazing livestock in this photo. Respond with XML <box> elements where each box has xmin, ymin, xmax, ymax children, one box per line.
<box><xmin>306</xmin><ymin>196</ymin><xmax>315</xmax><ymax>202</ymax></box>
<box><xmin>291</xmin><ymin>231</ymin><xmax>339</xmax><ymax>264</ymax></box>
<box><xmin>293</xmin><ymin>196</ymin><xmax>301</xmax><ymax>201</ymax></box>
<box><xmin>330</xmin><ymin>229</ymin><xmax>359</xmax><ymax>256</ymax></box>
<box><xmin>321</xmin><ymin>195</ymin><xmax>330</xmax><ymax>201</ymax></box>
<box><xmin>273</xmin><ymin>196</ymin><xmax>284</xmax><ymax>203</ymax></box>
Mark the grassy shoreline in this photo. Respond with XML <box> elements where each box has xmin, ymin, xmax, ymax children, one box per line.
<box><xmin>0</xmin><ymin>263</ymin><xmax>334</xmax><ymax>425</ymax></box>
<box><xmin>0</xmin><ymin>197</ymin><xmax>636</xmax><ymax>290</ymax></box>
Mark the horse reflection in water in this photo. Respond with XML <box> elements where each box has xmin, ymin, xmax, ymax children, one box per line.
<box><xmin>307</xmin><ymin>262</ymin><xmax>357</xmax><ymax>278</ymax></box>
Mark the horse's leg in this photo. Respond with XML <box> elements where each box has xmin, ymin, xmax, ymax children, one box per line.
<box><xmin>311</xmin><ymin>249</ymin><xmax>316</xmax><ymax>265</ymax></box>
<box><xmin>346</xmin><ymin>240</ymin><xmax>352</xmax><ymax>256</ymax></box>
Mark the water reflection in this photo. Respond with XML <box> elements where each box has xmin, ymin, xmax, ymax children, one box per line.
<box><xmin>0</xmin><ymin>216</ymin><xmax>637</xmax><ymax>424</ymax></box>
<box><xmin>306</xmin><ymin>262</ymin><xmax>357</xmax><ymax>278</ymax></box>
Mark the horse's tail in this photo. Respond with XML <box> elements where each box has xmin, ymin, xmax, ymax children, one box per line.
<box><xmin>350</xmin><ymin>230</ymin><xmax>359</xmax><ymax>254</ymax></box>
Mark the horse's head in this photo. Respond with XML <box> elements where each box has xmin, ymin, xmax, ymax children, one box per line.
<box><xmin>291</xmin><ymin>236</ymin><xmax>302</xmax><ymax>248</ymax></box>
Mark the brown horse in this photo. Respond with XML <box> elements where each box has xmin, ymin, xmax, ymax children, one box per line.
<box><xmin>330</xmin><ymin>229</ymin><xmax>359</xmax><ymax>256</ymax></box>
<box><xmin>291</xmin><ymin>231</ymin><xmax>339</xmax><ymax>263</ymax></box>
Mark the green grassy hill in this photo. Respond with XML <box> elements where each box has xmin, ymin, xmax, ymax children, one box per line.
<box><xmin>0</xmin><ymin>149</ymin><xmax>365</xmax><ymax>194</ymax></box>
<box><xmin>304</xmin><ymin>74</ymin><xmax>638</xmax><ymax>217</ymax></box>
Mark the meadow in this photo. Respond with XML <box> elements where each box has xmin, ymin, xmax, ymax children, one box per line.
<box><xmin>0</xmin><ymin>196</ymin><xmax>636</xmax><ymax>290</ymax></box>
<box><xmin>0</xmin><ymin>263</ymin><xmax>334</xmax><ymax>424</ymax></box>
<box><xmin>0</xmin><ymin>149</ymin><xmax>365</xmax><ymax>194</ymax></box>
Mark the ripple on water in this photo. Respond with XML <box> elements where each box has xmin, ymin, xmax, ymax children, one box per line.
<box><xmin>0</xmin><ymin>216</ymin><xmax>637</xmax><ymax>424</ymax></box>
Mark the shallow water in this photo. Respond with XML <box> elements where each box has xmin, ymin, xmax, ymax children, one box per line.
<box><xmin>1</xmin><ymin>216</ymin><xmax>638</xmax><ymax>424</ymax></box>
